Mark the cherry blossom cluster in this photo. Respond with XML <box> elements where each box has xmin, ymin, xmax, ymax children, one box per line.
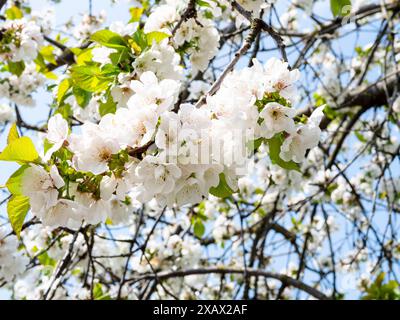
<box><xmin>0</xmin><ymin>104</ymin><xmax>16</xmax><ymax>124</ymax></box>
<box><xmin>0</xmin><ymin>18</ymin><xmax>43</xmax><ymax>62</ymax></box>
<box><xmin>0</xmin><ymin>63</ymin><xmax>46</xmax><ymax>106</ymax></box>
<box><xmin>0</xmin><ymin>0</ymin><xmax>325</xmax><ymax>241</ymax></box>
<box><xmin>144</xmin><ymin>0</ymin><xmax>221</xmax><ymax>73</ymax></box>
<box><xmin>0</xmin><ymin>228</ymin><xmax>29</xmax><ymax>282</ymax></box>
<box><xmin>0</xmin><ymin>8</ymin><xmax>54</xmax><ymax>108</ymax></box>
<box><xmin>73</xmin><ymin>11</ymin><xmax>107</xmax><ymax>40</ymax></box>
<box><xmin>18</xmin><ymin>53</ymin><xmax>324</xmax><ymax>230</ymax></box>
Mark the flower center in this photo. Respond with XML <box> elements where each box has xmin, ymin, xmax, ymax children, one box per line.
<box><xmin>271</xmin><ymin>109</ymin><xmax>281</xmax><ymax>120</ymax></box>
<box><xmin>274</xmin><ymin>81</ymin><xmax>287</xmax><ymax>91</ymax></box>
<box><xmin>99</xmin><ymin>148</ymin><xmax>112</xmax><ymax>161</ymax></box>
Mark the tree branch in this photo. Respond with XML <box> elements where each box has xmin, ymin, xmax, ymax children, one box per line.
<box><xmin>230</xmin><ymin>0</ymin><xmax>288</xmax><ymax>63</ymax></box>
<box><xmin>0</xmin><ymin>0</ymin><xmax>7</xmax><ymax>12</ymax></box>
<box><xmin>297</xmin><ymin>70</ymin><xmax>400</xmax><ymax>130</ymax></box>
<box><xmin>195</xmin><ymin>18</ymin><xmax>262</xmax><ymax>107</ymax></box>
<box><xmin>128</xmin><ymin>267</ymin><xmax>330</xmax><ymax>300</ymax></box>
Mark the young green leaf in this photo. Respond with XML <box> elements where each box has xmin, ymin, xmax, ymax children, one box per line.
<box><xmin>40</xmin><ymin>45</ymin><xmax>57</xmax><ymax>65</ymax></box>
<box><xmin>5</xmin><ymin>5</ymin><xmax>23</xmax><ymax>20</ymax></box>
<box><xmin>146</xmin><ymin>31</ymin><xmax>170</xmax><ymax>45</ymax></box>
<box><xmin>43</xmin><ymin>71</ymin><xmax>58</xmax><ymax>80</ymax></box>
<box><xmin>7</xmin><ymin>123</ymin><xmax>20</xmax><ymax>144</ymax></box>
<box><xmin>93</xmin><ymin>283</ymin><xmax>111</xmax><ymax>300</ymax></box>
<box><xmin>132</xmin><ymin>29</ymin><xmax>149</xmax><ymax>52</ymax></box>
<box><xmin>37</xmin><ymin>252</ymin><xmax>56</xmax><ymax>267</ymax></box>
<box><xmin>193</xmin><ymin>219</ymin><xmax>205</xmax><ymax>238</ymax></box>
<box><xmin>6</xmin><ymin>165</ymin><xmax>29</xmax><ymax>195</ymax></box>
<box><xmin>99</xmin><ymin>94</ymin><xmax>117</xmax><ymax>116</ymax></box>
<box><xmin>0</xmin><ymin>137</ymin><xmax>39</xmax><ymax>163</ymax></box>
<box><xmin>330</xmin><ymin>0</ymin><xmax>351</xmax><ymax>17</ymax></box>
<box><xmin>73</xmin><ymin>86</ymin><xmax>92</xmax><ymax>108</ymax></box>
<box><xmin>209</xmin><ymin>173</ymin><xmax>235</xmax><ymax>198</ymax></box>
<box><xmin>7</xmin><ymin>61</ymin><xmax>25</xmax><ymax>76</ymax></box>
<box><xmin>267</xmin><ymin>135</ymin><xmax>301</xmax><ymax>172</ymax></box>
<box><xmin>129</xmin><ymin>7</ymin><xmax>144</xmax><ymax>23</ymax></box>
<box><xmin>90</xmin><ymin>30</ymin><xmax>127</xmax><ymax>49</ymax></box>
<box><xmin>196</xmin><ymin>0</ymin><xmax>211</xmax><ymax>8</ymax></box>
<box><xmin>70</xmin><ymin>64</ymin><xmax>117</xmax><ymax>92</ymax></box>
<box><xmin>72</xmin><ymin>47</ymin><xmax>94</xmax><ymax>65</ymax></box>
<box><xmin>57</xmin><ymin>78</ymin><xmax>72</xmax><ymax>105</ymax></box>
<box><xmin>7</xmin><ymin>195</ymin><xmax>30</xmax><ymax>239</ymax></box>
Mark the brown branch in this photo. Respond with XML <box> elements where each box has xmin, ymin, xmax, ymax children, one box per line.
<box><xmin>46</xmin><ymin>43</ymin><xmax>90</xmax><ymax>71</ymax></box>
<box><xmin>126</xmin><ymin>140</ymin><xmax>154</xmax><ymax>159</ymax></box>
<box><xmin>326</xmin><ymin>107</ymin><xmax>366</xmax><ymax>169</ymax></box>
<box><xmin>43</xmin><ymin>226</ymin><xmax>81</xmax><ymax>300</ymax></box>
<box><xmin>195</xmin><ymin>18</ymin><xmax>262</xmax><ymax>107</ymax></box>
<box><xmin>292</xmin><ymin>3</ymin><xmax>400</xmax><ymax>69</ymax></box>
<box><xmin>296</xmin><ymin>70</ymin><xmax>400</xmax><ymax>130</ymax></box>
<box><xmin>230</xmin><ymin>0</ymin><xmax>288</xmax><ymax>63</ymax></box>
<box><xmin>316</xmin><ymin>3</ymin><xmax>400</xmax><ymax>38</ymax></box>
<box><xmin>44</xmin><ymin>35</ymin><xmax>68</xmax><ymax>51</ymax></box>
<box><xmin>0</xmin><ymin>0</ymin><xmax>7</xmax><ymax>12</ymax></box>
<box><xmin>128</xmin><ymin>267</ymin><xmax>330</xmax><ymax>300</ymax></box>
<box><xmin>171</xmin><ymin>0</ymin><xmax>196</xmax><ymax>35</ymax></box>
<box><xmin>15</xmin><ymin>104</ymin><xmax>46</xmax><ymax>133</ymax></box>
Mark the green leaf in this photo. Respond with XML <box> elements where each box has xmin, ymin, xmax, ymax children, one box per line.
<box><xmin>44</xmin><ymin>71</ymin><xmax>58</xmax><ymax>80</ymax></box>
<box><xmin>196</xmin><ymin>0</ymin><xmax>211</xmax><ymax>8</ymax></box>
<box><xmin>37</xmin><ymin>252</ymin><xmax>56</xmax><ymax>267</ymax></box>
<box><xmin>129</xmin><ymin>7</ymin><xmax>144</xmax><ymax>23</ymax></box>
<box><xmin>70</xmin><ymin>64</ymin><xmax>117</xmax><ymax>92</ymax></box>
<box><xmin>322</xmin><ymin>104</ymin><xmax>337</xmax><ymax>120</ymax></box>
<box><xmin>247</xmin><ymin>137</ymin><xmax>263</xmax><ymax>153</ymax></box>
<box><xmin>8</xmin><ymin>61</ymin><xmax>25</xmax><ymax>76</ymax></box>
<box><xmin>99</xmin><ymin>94</ymin><xmax>117</xmax><ymax>116</ymax></box>
<box><xmin>40</xmin><ymin>46</ymin><xmax>57</xmax><ymax>65</ymax></box>
<box><xmin>90</xmin><ymin>30</ymin><xmax>127</xmax><ymax>49</ymax></box>
<box><xmin>7</xmin><ymin>123</ymin><xmax>20</xmax><ymax>144</ymax></box>
<box><xmin>74</xmin><ymin>48</ymin><xmax>93</xmax><ymax>65</ymax></box>
<box><xmin>146</xmin><ymin>31</ymin><xmax>170</xmax><ymax>45</ymax></box>
<box><xmin>355</xmin><ymin>131</ymin><xmax>367</xmax><ymax>143</ymax></box>
<box><xmin>7</xmin><ymin>195</ymin><xmax>30</xmax><ymax>239</ymax></box>
<box><xmin>193</xmin><ymin>219</ymin><xmax>205</xmax><ymax>238</ymax></box>
<box><xmin>109</xmin><ymin>48</ymin><xmax>130</xmax><ymax>66</ymax></box>
<box><xmin>56</xmin><ymin>104</ymin><xmax>73</xmax><ymax>121</ymax></box>
<box><xmin>34</xmin><ymin>52</ymin><xmax>47</xmax><ymax>72</ymax></box>
<box><xmin>131</xmin><ymin>29</ymin><xmax>148</xmax><ymax>52</ymax></box>
<box><xmin>6</xmin><ymin>165</ymin><xmax>29</xmax><ymax>195</ymax></box>
<box><xmin>330</xmin><ymin>0</ymin><xmax>351</xmax><ymax>17</ymax></box>
<box><xmin>73</xmin><ymin>86</ymin><xmax>92</xmax><ymax>108</ymax></box>
<box><xmin>93</xmin><ymin>283</ymin><xmax>111</xmax><ymax>300</ymax></box>
<box><xmin>209</xmin><ymin>173</ymin><xmax>235</xmax><ymax>198</ymax></box>
<box><xmin>0</xmin><ymin>137</ymin><xmax>39</xmax><ymax>163</ymax></box>
<box><xmin>43</xmin><ymin>139</ymin><xmax>54</xmax><ymax>155</ymax></box>
<box><xmin>267</xmin><ymin>134</ymin><xmax>301</xmax><ymax>171</ymax></box>
<box><xmin>5</xmin><ymin>5</ymin><xmax>23</xmax><ymax>20</ymax></box>
<box><xmin>361</xmin><ymin>272</ymin><xmax>400</xmax><ymax>300</ymax></box>
<box><xmin>57</xmin><ymin>78</ymin><xmax>71</xmax><ymax>105</ymax></box>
